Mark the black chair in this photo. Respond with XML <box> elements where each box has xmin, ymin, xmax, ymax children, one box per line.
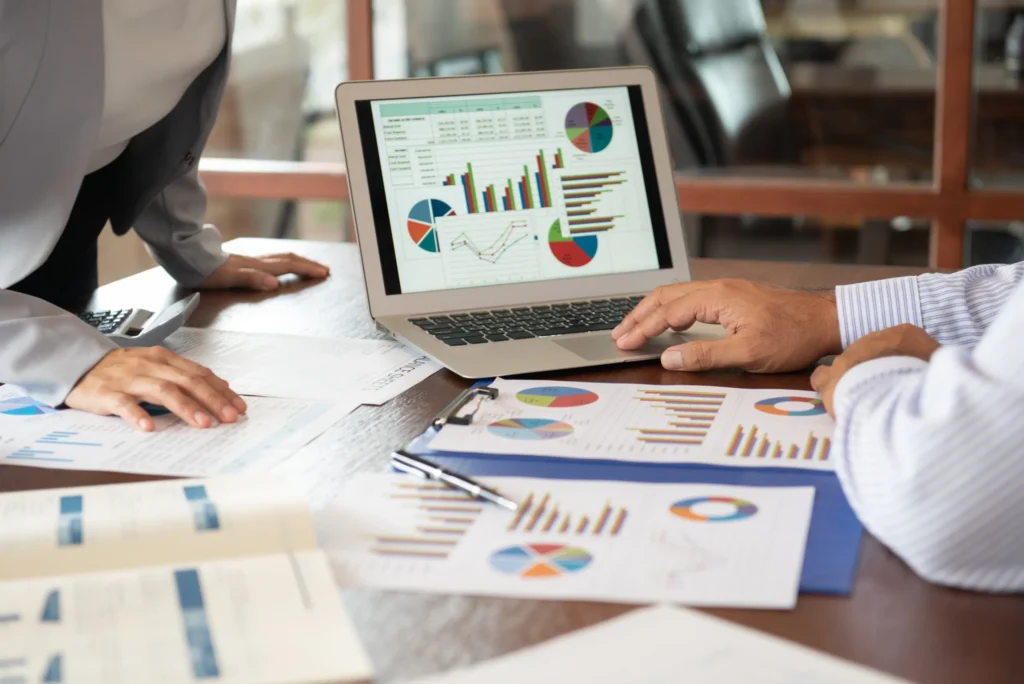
<box><xmin>623</xmin><ymin>0</ymin><xmax>815</xmax><ymax>259</ymax></box>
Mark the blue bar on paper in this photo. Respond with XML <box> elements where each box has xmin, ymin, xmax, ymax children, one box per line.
<box><xmin>57</xmin><ymin>496</ymin><xmax>82</xmax><ymax>547</ymax></box>
<box><xmin>502</xmin><ymin>197</ymin><xmax>509</xmax><ymax>211</ymax></box>
<box><xmin>174</xmin><ymin>569</ymin><xmax>220</xmax><ymax>679</ymax></box>
<box><xmin>40</xmin><ymin>590</ymin><xmax>60</xmax><ymax>623</ymax></box>
<box><xmin>42</xmin><ymin>653</ymin><xmax>62</xmax><ymax>683</ymax></box>
<box><xmin>184</xmin><ymin>486</ymin><xmax>220</xmax><ymax>532</ymax></box>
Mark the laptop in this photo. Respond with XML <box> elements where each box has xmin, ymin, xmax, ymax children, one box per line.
<box><xmin>335</xmin><ymin>67</ymin><xmax>723</xmax><ymax>378</ymax></box>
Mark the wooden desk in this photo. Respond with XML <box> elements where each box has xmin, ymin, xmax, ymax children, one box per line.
<box><xmin>4</xmin><ymin>238</ymin><xmax>1022</xmax><ymax>683</ymax></box>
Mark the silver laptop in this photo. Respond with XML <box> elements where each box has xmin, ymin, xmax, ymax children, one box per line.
<box><xmin>335</xmin><ymin>67</ymin><xmax>722</xmax><ymax>378</ymax></box>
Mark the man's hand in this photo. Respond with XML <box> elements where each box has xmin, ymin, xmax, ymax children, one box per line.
<box><xmin>811</xmin><ymin>324</ymin><xmax>939</xmax><ymax>417</ymax></box>
<box><xmin>200</xmin><ymin>253</ymin><xmax>330</xmax><ymax>291</ymax></box>
<box><xmin>612</xmin><ymin>280</ymin><xmax>842</xmax><ymax>373</ymax></box>
<box><xmin>65</xmin><ymin>347</ymin><xmax>247</xmax><ymax>431</ymax></box>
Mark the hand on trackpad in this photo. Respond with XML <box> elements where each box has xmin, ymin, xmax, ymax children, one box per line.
<box><xmin>555</xmin><ymin>327</ymin><xmax>723</xmax><ymax>363</ymax></box>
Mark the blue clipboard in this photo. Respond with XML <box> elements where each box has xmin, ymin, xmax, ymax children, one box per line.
<box><xmin>406</xmin><ymin>384</ymin><xmax>863</xmax><ymax>596</ymax></box>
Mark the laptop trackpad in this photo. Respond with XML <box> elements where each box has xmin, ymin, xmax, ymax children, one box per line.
<box><xmin>554</xmin><ymin>333</ymin><xmax>683</xmax><ymax>362</ymax></box>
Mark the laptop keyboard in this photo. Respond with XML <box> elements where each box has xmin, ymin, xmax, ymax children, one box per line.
<box><xmin>410</xmin><ymin>296</ymin><xmax>644</xmax><ymax>346</ymax></box>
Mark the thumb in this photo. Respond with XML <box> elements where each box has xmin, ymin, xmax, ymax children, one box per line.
<box><xmin>661</xmin><ymin>337</ymin><xmax>752</xmax><ymax>372</ymax></box>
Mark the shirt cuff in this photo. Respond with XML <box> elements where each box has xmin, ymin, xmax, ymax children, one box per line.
<box><xmin>832</xmin><ymin>355</ymin><xmax>930</xmax><ymax>419</ymax></box>
<box><xmin>835</xmin><ymin>276</ymin><xmax>924</xmax><ymax>349</ymax></box>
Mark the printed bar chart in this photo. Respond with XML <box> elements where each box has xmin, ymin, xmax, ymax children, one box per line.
<box><xmin>507</xmin><ymin>492</ymin><xmax>628</xmax><ymax>537</ymax></box>
<box><xmin>370</xmin><ymin>482</ymin><xmax>483</xmax><ymax>560</ymax></box>
<box><xmin>629</xmin><ymin>388</ymin><xmax>725</xmax><ymax>446</ymax></box>
<box><xmin>726</xmin><ymin>425</ymin><xmax>832</xmax><ymax>462</ymax></box>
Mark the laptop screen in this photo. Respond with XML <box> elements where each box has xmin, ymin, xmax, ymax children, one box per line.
<box><xmin>355</xmin><ymin>85</ymin><xmax>673</xmax><ymax>296</ymax></box>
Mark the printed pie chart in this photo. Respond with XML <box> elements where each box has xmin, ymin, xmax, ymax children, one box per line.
<box><xmin>487</xmin><ymin>418</ymin><xmax>574</xmax><ymax>440</ymax></box>
<box><xmin>407</xmin><ymin>199</ymin><xmax>455</xmax><ymax>253</ymax></box>
<box><xmin>516</xmin><ymin>386</ymin><xmax>599</xmax><ymax>408</ymax></box>
<box><xmin>490</xmin><ymin>543</ymin><xmax>593</xmax><ymax>578</ymax></box>
<box><xmin>754</xmin><ymin>396</ymin><xmax>827</xmax><ymax>417</ymax></box>
<box><xmin>0</xmin><ymin>396</ymin><xmax>57</xmax><ymax>416</ymax></box>
<box><xmin>548</xmin><ymin>219</ymin><xmax>598</xmax><ymax>268</ymax></box>
<box><xmin>565</xmin><ymin>102</ymin><xmax>613</xmax><ymax>153</ymax></box>
<box><xmin>670</xmin><ymin>496</ymin><xmax>758</xmax><ymax>522</ymax></box>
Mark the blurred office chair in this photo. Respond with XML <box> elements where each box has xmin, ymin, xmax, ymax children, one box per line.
<box><xmin>630</xmin><ymin>0</ymin><xmax>798</xmax><ymax>167</ymax></box>
<box><xmin>624</xmin><ymin>0</ymin><xmax>818</xmax><ymax>259</ymax></box>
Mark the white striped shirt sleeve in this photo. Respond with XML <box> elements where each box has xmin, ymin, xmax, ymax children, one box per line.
<box><xmin>831</xmin><ymin>265</ymin><xmax>1024</xmax><ymax>592</ymax></box>
<box><xmin>836</xmin><ymin>262</ymin><xmax>1024</xmax><ymax>348</ymax></box>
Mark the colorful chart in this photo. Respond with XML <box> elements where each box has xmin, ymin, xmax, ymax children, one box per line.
<box><xmin>490</xmin><ymin>543</ymin><xmax>593</xmax><ymax>578</ymax></box>
<box><xmin>670</xmin><ymin>496</ymin><xmax>758</xmax><ymax>523</ymax></box>
<box><xmin>407</xmin><ymin>199</ymin><xmax>455</xmax><ymax>253</ymax></box>
<box><xmin>487</xmin><ymin>418</ymin><xmax>575</xmax><ymax>441</ymax></box>
<box><xmin>565</xmin><ymin>102</ymin><xmax>613</xmax><ymax>153</ymax></box>
<box><xmin>754</xmin><ymin>396</ymin><xmax>827</xmax><ymax>417</ymax></box>
<box><xmin>516</xmin><ymin>386</ymin><xmax>600</xmax><ymax>408</ymax></box>
<box><xmin>0</xmin><ymin>396</ymin><xmax>57</xmax><ymax>416</ymax></box>
<box><xmin>548</xmin><ymin>219</ymin><xmax>598</xmax><ymax>267</ymax></box>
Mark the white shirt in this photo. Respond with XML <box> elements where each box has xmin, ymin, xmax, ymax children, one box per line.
<box><xmin>834</xmin><ymin>262</ymin><xmax>1024</xmax><ymax>592</ymax></box>
<box><xmin>87</xmin><ymin>1</ymin><xmax>226</xmax><ymax>173</ymax></box>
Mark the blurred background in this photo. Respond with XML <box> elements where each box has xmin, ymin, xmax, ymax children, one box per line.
<box><xmin>99</xmin><ymin>0</ymin><xmax>1024</xmax><ymax>283</ymax></box>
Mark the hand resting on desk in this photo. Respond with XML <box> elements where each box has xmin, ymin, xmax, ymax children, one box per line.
<box><xmin>200</xmin><ymin>252</ymin><xmax>330</xmax><ymax>291</ymax></box>
<box><xmin>66</xmin><ymin>345</ymin><xmax>247</xmax><ymax>432</ymax></box>
<box><xmin>612</xmin><ymin>279</ymin><xmax>841</xmax><ymax>372</ymax></box>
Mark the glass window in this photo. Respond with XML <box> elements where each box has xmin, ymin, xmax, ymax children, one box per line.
<box><xmin>205</xmin><ymin>0</ymin><xmax>349</xmax><ymax>164</ymax></box>
<box><xmin>683</xmin><ymin>213</ymin><xmax>930</xmax><ymax>266</ymax></box>
<box><xmin>373</xmin><ymin>0</ymin><xmax>938</xmax><ymax>184</ymax></box>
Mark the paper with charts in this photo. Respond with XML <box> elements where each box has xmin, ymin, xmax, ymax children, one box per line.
<box><xmin>0</xmin><ymin>384</ymin><xmax>354</xmax><ymax>477</ymax></box>
<box><xmin>428</xmin><ymin>379</ymin><xmax>837</xmax><ymax>471</ymax></box>
<box><xmin>0</xmin><ymin>476</ymin><xmax>372</xmax><ymax>683</ymax></box>
<box><xmin>165</xmin><ymin>328</ymin><xmax>441</xmax><ymax>406</ymax></box>
<box><xmin>319</xmin><ymin>474</ymin><xmax>815</xmax><ymax>609</ymax></box>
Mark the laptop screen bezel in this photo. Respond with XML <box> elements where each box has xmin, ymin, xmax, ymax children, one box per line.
<box><xmin>335</xmin><ymin>68</ymin><xmax>692</xmax><ymax>319</ymax></box>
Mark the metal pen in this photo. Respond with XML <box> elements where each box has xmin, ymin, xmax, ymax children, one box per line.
<box><xmin>391</xmin><ymin>449</ymin><xmax>519</xmax><ymax>511</ymax></box>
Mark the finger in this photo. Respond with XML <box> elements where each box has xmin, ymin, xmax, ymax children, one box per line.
<box><xmin>661</xmin><ymin>337</ymin><xmax>753</xmax><ymax>372</ymax></box>
<box><xmin>810</xmin><ymin>365</ymin><xmax>832</xmax><ymax>392</ymax></box>
<box><xmin>613</xmin><ymin>284</ymin><xmax>696</xmax><ymax>341</ymax></box>
<box><xmin>235</xmin><ymin>267</ymin><xmax>280</xmax><ymax>291</ymax></box>
<box><xmin>129</xmin><ymin>376</ymin><xmax>213</xmax><ymax>428</ymax></box>
<box><xmin>148</xmin><ymin>364</ymin><xmax>241</xmax><ymax>424</ymax></box>
<box><xmin>151</xmin><ymin>349</ymin><xmax>248</xmax><ymax>414</ymax></box>
<box><xmin>264</xmin><ymin>252</ymin><xmax>331</xmax><ymax>275</ymax></box>
<box><xmin>617</xmin><ymin>288</ymin><xmax>718</xmax><ymax>351</ymax></box>
<box><xmin>104</xmin><ymin>392</ymin><xmax>155</xmax><ymax>432</ymax></box>
<box><xmin>254</xmin><ymin>254</ymin><xmax>330</xmax><ymax>278</ymax></box>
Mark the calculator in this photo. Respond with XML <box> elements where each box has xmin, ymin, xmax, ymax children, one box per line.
<box><xmin>76</xmin><ymin>294</ymin><xmax>201</xmax><ymax>348</ymax></box>
<box><xmin>78</xmin><ymin>308</ymin><xmax>153</xmax><ymax>336</ymax></box>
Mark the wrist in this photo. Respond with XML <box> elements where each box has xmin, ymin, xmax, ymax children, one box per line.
<box><xmin>810</xmin><ymin>290</ymin><xmax>842</xmax><ymax>356</ymax></box>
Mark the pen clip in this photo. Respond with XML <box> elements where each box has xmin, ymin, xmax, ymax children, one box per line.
<box><xmin>432</xmin><ymin>386</ymin><xmax>499</xmax><ymax>429</ymax></box>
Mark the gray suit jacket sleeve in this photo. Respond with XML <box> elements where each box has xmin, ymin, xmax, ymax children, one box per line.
<box><xmin>0</xmin><ymin>290</ymin><xmax>117</xmax><ymax>406</ymax></box>
<box><xmin>133</xmin><ymin>167</ymin><xmax>229</xmax><ymax>287</ymax></box>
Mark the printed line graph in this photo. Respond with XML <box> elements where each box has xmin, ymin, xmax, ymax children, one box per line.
<box><xmin>449</xmin><ymin>220</ymin><xmax>530</xmax><ymax>263</ymax></box>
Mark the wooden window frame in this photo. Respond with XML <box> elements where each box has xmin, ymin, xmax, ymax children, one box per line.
<box><xmin>200</xmin><ymin>0</ymin><xmax>1010</xmax><ymax>269</ymax></box>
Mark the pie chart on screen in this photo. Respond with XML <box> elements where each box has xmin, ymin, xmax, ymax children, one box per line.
<box><xmin>548</xmin><ymin>219</ymin><xmax>598</xmax><ymax>268</ymax></box>
<box><xmin>407</xmin><ymin>199</ymin><xmax>455</xmax><ymax>253</ymax></box>
<box><xmin>565</xmin><ymin>102</ymin><xmax>613</xmax><ymax>153</ymax></box>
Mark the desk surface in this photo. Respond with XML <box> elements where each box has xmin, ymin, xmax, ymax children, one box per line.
<box><xmin>5</xmin><ymin>239</ymin><xmax>1022</xmax><ymax>683</ymax></box>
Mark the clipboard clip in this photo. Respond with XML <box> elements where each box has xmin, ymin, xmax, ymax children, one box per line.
<box><xmin>432</xmin><ymin>386</ymin><xmax>499</xmax><ymax>430</ymax></box>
